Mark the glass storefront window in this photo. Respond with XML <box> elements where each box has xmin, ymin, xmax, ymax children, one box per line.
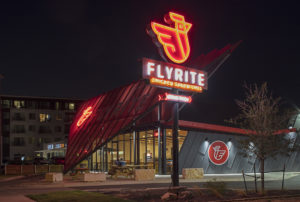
<box><xmin>83</xmin><ymin>129</ymin><xmax>189</xmax><ymax>173</ymax></box>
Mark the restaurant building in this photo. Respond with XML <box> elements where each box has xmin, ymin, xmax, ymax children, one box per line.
<box><xmin>64</xmin><ymin>12</ymin><xmax>300</xmax><ymax>175</ymax></box>
<box><xmin>64</xmin><ymin>79</ymin><xmax>300</xmax><ymax>174</ymax></box>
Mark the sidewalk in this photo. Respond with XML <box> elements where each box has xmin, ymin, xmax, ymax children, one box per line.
<box><xmin>18</xmin><ymin>172</ymin><xmax>300</xmax><ymax>190</ymax></box>
<box><xmin>0</xmin><ymin>172</ymin><xmax>299</xmax><ymax>201</ymax></box>
<box><xmin>0</xmin><ymin>195</ymin><xmax>35</xmax><ymax>202</ymax></box>
<box><xmin>0</xmin><ymin>175</ymin><xmax>25</xmax><ymax>182</ymax></box>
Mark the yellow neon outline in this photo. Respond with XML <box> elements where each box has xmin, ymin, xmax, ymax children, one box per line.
<box><xmin>151</xmin><ymin>12</ymin><xmax>192</xmax><ymax>64</ymax></box>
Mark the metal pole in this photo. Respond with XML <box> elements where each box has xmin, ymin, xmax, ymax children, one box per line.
<box><xmin>105</xmin><ymin>144</ymin><xmax>108</xmax><ymax>172</ymax></box>
<box><xmin>145</xmin><ymin>131</ymin><xmax>147</xmax><ymax>165</ymax></box>
<box><xmin>242</xmin><ymin>169</ymin><xmax>248</xmax><ymax>194</ymax></box>
<box><xmin>133</xmin><ymin>126</ymin><xmax>136</xmax><ymax>165</ymax></box>
<box><xmin>137</xmin><ymin>131</ymin><xmax>140</xmax><ymax>165</ymax></box>
<box><xmin>153</xmin><ymin>131</ymin><xmax>155</xmax><ymax>170</ymax></box>
<box><xmin>158</xmin><ymin>103</ymin><xmax>162</xmax><ymax>174</ymax></box>
<box><xmin>0</xmin><ymin>75</ymin><xmax>3</xmax><ymax>166</ymax></box>
<box><xmin>162</xmin><ymin>128</ymin><xmax>167</xmax><ymax>174</ymax></box>
<box><xmin>172</xmin><ymin>90</ymin><xmax>179</xmax><ymax>187</ymax></box>
<box><xmin>117</xmin><ymin>136</ymin><xmax>119</xmax><ymax>161</ymax></box>
<box><xmin>282</xmin><ymin>163</ymin><xmax>285</xmax><ymax>191</ymax></box>
<box><xmin>95</xmin><ymin>149</ymin><xmax>98</xmax><ymax>171</ymax></box>
<box><xmin>254</xmin><ymin>163</ymin><xmax>257</xmax><ymax>193</ymax></box>
<box><xmin>101</xmin><ymin>147</ymin><xmax>104</xmax><ymax>171</ymax></box>
<box><xmin>129</xmin><ymin>134</ymin><xmax>132</xmax><ymax>164</ymax></box>
<box><xmin>111</xmin><ymin>142</ymin><xmax>113</xmax><ymax>166</ymax></box>
<box><xmin>123</xmin><ymin>134</ymin><xmax>125</xmax><ymax>160</ymax></box>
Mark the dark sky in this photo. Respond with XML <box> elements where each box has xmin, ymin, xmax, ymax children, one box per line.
<box><xmin>1</xmin><ymin>0</ymin><xmax>300</xmax><ymax>124</ymax></box>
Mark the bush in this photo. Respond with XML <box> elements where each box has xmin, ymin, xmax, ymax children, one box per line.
<box><xmin>204</xmin><ymin>178</ymin><xmax>227</xmax><ymax>197</ymax></box>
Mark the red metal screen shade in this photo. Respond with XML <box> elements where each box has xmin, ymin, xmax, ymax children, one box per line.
<box><xmin>64</xmin><ymin>80</ymin><xmax>166</xmax><ymax>172</ymax></box>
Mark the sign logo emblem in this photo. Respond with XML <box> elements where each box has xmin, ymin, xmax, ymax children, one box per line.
<box><xmin>208</xmin><ymin>141</ymin><xmax>229</xmax><ymax>165</ymax></box>
<box><xmin>77</xmin><ymin>106</ymin><xmax>93</xmax><ymax>127</ymax></box>
<box><xmin>151</xmin><ymin>12</ymin><xmax>192</xmax><ymax>64</ymax></box>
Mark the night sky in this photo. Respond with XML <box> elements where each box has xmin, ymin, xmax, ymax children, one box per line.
<box><xmin>1</xmin><ymin>1</ymin><xmax>300</xmax><ymax>124</ymax></box>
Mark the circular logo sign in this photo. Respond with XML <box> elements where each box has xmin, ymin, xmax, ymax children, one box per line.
<box><xmin>208</xmin><ymin>141</ymin><xmax>229</xmax><ymax>165</ymax></box>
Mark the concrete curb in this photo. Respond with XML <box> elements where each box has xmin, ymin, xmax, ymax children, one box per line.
<box><xmin>220</xmin><ymin>194</ymin><xmax>300</xmax><ymax>201</ymax></box>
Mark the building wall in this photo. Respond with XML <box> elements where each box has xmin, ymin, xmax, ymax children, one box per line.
<box><xmin>179</xmin><ymin>130</ymin><xmax>300</xmax><ymax>174</ymax></box>
<box><xmin>0</xmin><ymin>96</ymin><xmax>82</xmax><ymax>163</ymax></box>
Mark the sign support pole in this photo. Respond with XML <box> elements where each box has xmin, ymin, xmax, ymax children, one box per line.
<box><xmin>172</xmin><ymin>89</ymin><xmax>179</xmax><ymax>187</ymax></box>
<box><xmin>158</xmin><ymin>103</ymin><xmax>162</xmax><ymax>174</ymax></box>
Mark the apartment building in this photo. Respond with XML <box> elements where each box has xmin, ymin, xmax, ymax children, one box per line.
<box><xmin>0</xmin><ymin>95</ymin><xmax>82</xmax><ymax>164</ymax></box>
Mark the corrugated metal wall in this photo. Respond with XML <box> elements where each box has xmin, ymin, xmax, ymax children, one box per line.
<box><xmin>179</xmin><ymin>131</ymin><xmax>300</xmax><ymax>174</ymax></box>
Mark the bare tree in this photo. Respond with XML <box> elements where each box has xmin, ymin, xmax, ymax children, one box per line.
<box><xmin>231</xmin><ymin>82</ymin><xmax>297</xmax><ymax>193</ymax></box>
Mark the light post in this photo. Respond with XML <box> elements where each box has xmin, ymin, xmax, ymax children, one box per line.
<box><xmin>0</xmin><ymin>74</ymin><xmax>4</xmax><ymax>166</ymax></box>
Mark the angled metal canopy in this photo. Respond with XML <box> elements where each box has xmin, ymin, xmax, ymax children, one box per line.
<box><xmin>64</xmin><ymin>80</ymin><xmax>169</xmax><ymax>172</ymax></box>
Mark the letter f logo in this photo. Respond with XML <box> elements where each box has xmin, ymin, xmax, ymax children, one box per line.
<box><xmin>151</xmin><ymin>12</ymin><xmax>192</xmax><ymax>64</ymax></box>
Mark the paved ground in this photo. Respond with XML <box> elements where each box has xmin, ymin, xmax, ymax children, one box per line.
<box><xmin>0</xmin><ymin>172</ymin><xmax>300</xmax><ymax>201</ymax></box>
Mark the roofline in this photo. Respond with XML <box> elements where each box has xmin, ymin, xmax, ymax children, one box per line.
<box><xmin>165</xmin><ymin>120</ymin><xmax>296</xmax><ymax>135</ymax></box>
<box><xmin>0</xmin><ymin>94</ymin><xmax>84</xmax><ymax>101</ymax></box>
<box><xmin>176</xmin><ymin>120</ymin><xmax>249</xmax><ymax>135</ymax></box>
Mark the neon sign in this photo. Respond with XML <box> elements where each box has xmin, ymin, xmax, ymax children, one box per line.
<box><xmin>158</xmin><ymin>93</ymin><xmax>192</xmax><ymax>103</ymax></box>
<box><xmin>151</xmin><ymin>12</ymin><xmax>192</xmax><ymax>63</ymax></box>
<box><xmin>76</xmin><ymin>106</ymin><xmax>93</xmax><ymax>127</ymax></box>
<box><xmin>142</xmin><ymin>58</ymin><xmax>207</xmax><ymax>92</ymax></box>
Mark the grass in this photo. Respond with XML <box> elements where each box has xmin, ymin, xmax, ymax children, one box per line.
<box><xmin>27</xmin><ymin>190</ymin><xmax>132</xmax><ymax>202</ymax></box>
<box><xmin>0</xmin><ymin>174</ymin><xmax>20</xmax><ymax>180</ymax></box>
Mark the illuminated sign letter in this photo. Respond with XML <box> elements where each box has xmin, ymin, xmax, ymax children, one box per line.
<box><xmin>165</xmin><ymin>66</ymin><xmax>173</xmax><ymax>80</ymax></box>
<box><xmin>198</xmin><ymin>73</ymin><xmax>205</xmax><ymax>86</ymax></box>
<box><xmin>151</xmin><ymin>12</ymin><xmax>192</xmax><ymax>64</ymax></box>
<box><xmin>190</xmin><ymin>71</ymin><xmax>197</xmax><ymax>84</ymax></box>
<box><xmin>147</xmin><ymin>62</ymin><xmax>155</xmax><ymax>76</ymax></box>
<box><xmin>174</xmin><ymin>68</ymin><xmax>183</xmax><ymax>82</ymax></box>
<box><xmin>156</xmin><ymin>65</ymin><xmax>164</xmax><ymax>79</ymax></box>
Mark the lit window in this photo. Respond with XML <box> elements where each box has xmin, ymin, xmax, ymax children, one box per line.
<box><xmin>39</xmin><ymin>113</ymin><xmax>51</xmax><ymax>122</ymax></box>
<box><xmin>40</xmin><ymin>114</ymin><xmax>46</xmax><ymax>122</ymax></box>
<box><xmin>69</xmin><ymin>103</ymin><xmax>75</xmax><ymax>110</ymax></box>
<box><xmin>13</xmin><ymin>100</ymin><xmax>24</xmax><ymax>109</ymax></box>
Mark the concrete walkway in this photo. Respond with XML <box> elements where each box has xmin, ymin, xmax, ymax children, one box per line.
<box><xmin>0</xmin><ymin>172</ymin><xmax>299</xmax><ymax>201</ymax></box>
<box><xmin>0</xmin><ymin>195</ymin><xmax>35</xmax><ymax>202</ymax></box>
